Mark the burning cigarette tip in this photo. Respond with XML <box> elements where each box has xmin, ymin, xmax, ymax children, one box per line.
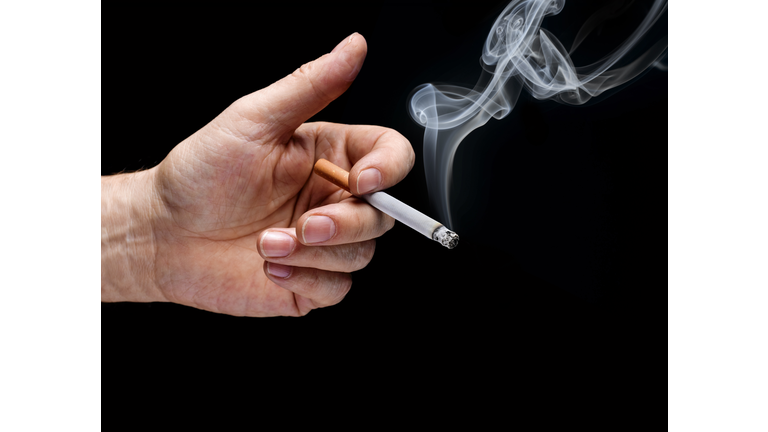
<box><xmin>432</xmin><ymin>226</ymin><xmax>459</xmax><ymax>249</ymax></box>
<box><xmin>313</xmin><ymin>158</ymin><xmax>459</xmax><ymax>249</ymax></box>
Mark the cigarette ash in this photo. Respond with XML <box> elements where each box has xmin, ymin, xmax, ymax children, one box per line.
<box><xmin>432</xmin><ymin>226</ymin><xmax>459</xmax><ymax>249</ymax></box>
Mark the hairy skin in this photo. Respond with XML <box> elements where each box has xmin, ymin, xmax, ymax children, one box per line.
<box><xmin>102</xmin><ymin>33</ymin><xmax>414</xmax><ymax>317</ymax></box>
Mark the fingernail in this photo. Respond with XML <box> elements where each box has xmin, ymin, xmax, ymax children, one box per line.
<box><xmin>260</xmin><ymin>231</ymin><xmax>295</xmax><ymax>258</ymax></box>
<box><xmin>356</xmin><ymin>168</ymin><xmax>381</xmax><ymax>194</ymax></box>
<box><xmin>331</xmin><ymin>32</ymin><xmax>356</xmax><ymax>54</ymax></box>
<box><xmin>302</xmin><ymin>216</ymin><xmax>336</xmax><ymax>244</ymax></box>
<box><xmin>267</xmin><ymin>262</ymin><xmax>292</xmax><ymax>278</ymax></box>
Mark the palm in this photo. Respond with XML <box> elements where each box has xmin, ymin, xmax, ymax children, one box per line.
<box><xmin>153</xmin><ymin>121</ymin><xmax>361</xmax><ymax>316</ymax></box>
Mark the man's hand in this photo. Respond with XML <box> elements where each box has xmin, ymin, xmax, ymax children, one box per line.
<box><xmin>101</xmin><ymin>33</ymin><xmax>415</xmax><ymax>316</ymax></box>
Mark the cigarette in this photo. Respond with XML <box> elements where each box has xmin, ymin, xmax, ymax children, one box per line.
<box><xmin>313</xmin><ymin>159</ymin><xmax>459</xmax><ymax>249</ymax></box>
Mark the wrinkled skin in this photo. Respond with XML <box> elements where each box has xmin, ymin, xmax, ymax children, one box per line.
<box><xmin>102</xmin><ymin>33</ymin><xmax>415</xmax><ymax>316</ymax></box>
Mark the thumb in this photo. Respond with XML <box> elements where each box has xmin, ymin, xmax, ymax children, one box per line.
<box><xmin>235</xmin><ymin>33</ymin><xmax>367</xmax><ymax>137</ymax></box>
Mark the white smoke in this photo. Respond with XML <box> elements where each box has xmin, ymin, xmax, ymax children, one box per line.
<box><xmin>409</xmin><ymin>0</ymin><xmax>668</xmax><ymax>228</ymax></box>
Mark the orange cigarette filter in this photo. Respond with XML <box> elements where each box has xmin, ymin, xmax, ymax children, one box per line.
<box><xmin>312</xmin><ymin>159</ymin><xmax>459</xmax><ymax>249</ymax></box>
<box><xmin>313</xmin><ymin>158</ymin><xmax>350</xmax><ymax>192</ymax></box>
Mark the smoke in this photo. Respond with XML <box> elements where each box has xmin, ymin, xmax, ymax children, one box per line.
<box><xmin>409</xmin><ymin>0</ymin><xmax>668</xmax><ymax>228</ymax></box>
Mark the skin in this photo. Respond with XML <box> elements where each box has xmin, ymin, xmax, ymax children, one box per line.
<box><xmin>101</xmin><ymin>33</ymin><xmax>415</xmax><ymax>316</ymax></box>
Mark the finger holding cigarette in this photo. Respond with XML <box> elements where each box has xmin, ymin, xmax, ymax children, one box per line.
<box><xmin>313</xmin><ymin>159</ymin><xmax>459</xmax><ymax>249</ymax></box>
<box><xmin>257</xmin><ymin>175</ymin><xmax>395</xmax><ymax>311</ymax></box>
<box><xmin>339</xmin><ymin>125</ymin><xmax>416</xmax><ymax>196</ymax></box>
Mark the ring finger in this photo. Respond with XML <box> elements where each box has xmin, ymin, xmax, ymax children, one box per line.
<box><xmin>263</xmin><ymin>262</ymin><xmax>352</xmax><ymax>311</ymax></box>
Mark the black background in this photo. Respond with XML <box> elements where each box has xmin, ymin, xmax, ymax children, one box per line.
<box><xmin>103</xmin><ymin>0</ymin><xmax>666</xmax><ymax>423</ymax></box>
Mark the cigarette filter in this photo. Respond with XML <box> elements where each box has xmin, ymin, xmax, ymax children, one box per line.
<box><xmin>313</xmin><ymin>159</ymin><xmax>459</xmax><ymax>249</ymax></box>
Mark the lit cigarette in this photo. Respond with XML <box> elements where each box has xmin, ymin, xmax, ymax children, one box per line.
<box><xmin>313</xmin><ymin>159</ymin><xmax>459</xmax><ymax>249</ymax></box>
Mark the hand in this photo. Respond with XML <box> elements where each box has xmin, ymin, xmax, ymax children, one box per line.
<box><xmin>101</xmin><ymin>33</ymin><xmax>415</xmax><ymax>316</ymax></box>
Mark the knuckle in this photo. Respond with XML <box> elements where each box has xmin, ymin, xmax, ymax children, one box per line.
<box><xmin>227</xmin><ymin>96</ymin><xmax>246</xmax><ymax>114</ymax></box>
<box><xmin>350</xmin><ymin>205</ymin><xmax>373</xmax><ymax>242</ymax></box>
<box><xmin>361</xmin><ymin>240</ymin><xmax>377</xmax><ymax>267</ymax></box>
<box><xmin>291</xmin><ymin>61</ymin><xmax>329</xmax><ymax>103</ymax></box>
<box><xmin>381</xmin><ymin>214</ymin><xmax>396</xmax><ymax>233</ymax></box>
<box><xmin>292</xmin><ymin>61</ymin><xmax>313</xmax><ymax>79</ymax></box>
<box><xmin>304</xmin><ymin>269</ymin><xmax>324</xmax><ymax>292</ymax></box>
<box><xmin>392</xmin><ymin>132</ymin><xmax>416</xmax><ymax>172</ymax></box>
<box><xmin>407</xmin><ymin>140</ymin><xmax>416</xmax><ymax>169</ymax></box>
<box><xmin>385</xmin><ymin>129</ymin><xmax>415</xmax><ymax>167</ymax></box>
<box><xmin>357</xmin><ymin>205</ymin><xmax>393</xmax><ymax>240</ymax></box>
<box><xmin>311</xmin><ymin>273</ymin><xmax>351</xmax><ymax>308</ymax></box>
<box><xmin>327</xmin><ymin>275</ymin><xmax>352</xmax><ymax>306</ymax></box>
<box><xmin>349</xmin><ymin>240</ymin><xmax>376</xmax><ymax>271</ymax></box>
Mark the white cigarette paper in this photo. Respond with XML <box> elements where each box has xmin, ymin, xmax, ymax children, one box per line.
<box><xmin>313</xmin><ymin>159</ymin><xmax>459</xmax><ymax>249</ymax></box>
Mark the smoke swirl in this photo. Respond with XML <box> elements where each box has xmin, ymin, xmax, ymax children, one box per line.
<box><xmin>409</xmin><ymin>0</ymin><xmax>668</xmax><ymax>228</ymax></box>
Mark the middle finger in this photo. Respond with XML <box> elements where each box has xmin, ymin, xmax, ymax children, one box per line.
<box><xmin>295</xmin><ymin>197</ymin><xmax>395</xmax><ymax>246</ymax></box>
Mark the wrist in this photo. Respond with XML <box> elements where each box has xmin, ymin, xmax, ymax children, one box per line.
<box><xmin>101</xmin><ymin>168</ymin><xmax>167</xmax><ymax>303</ymax></box>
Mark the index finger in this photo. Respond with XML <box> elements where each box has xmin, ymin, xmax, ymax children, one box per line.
<box><xmin>313</xmin><ymin>123</ymin><xmax>416</xmax><ymax>195</ymax></box>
